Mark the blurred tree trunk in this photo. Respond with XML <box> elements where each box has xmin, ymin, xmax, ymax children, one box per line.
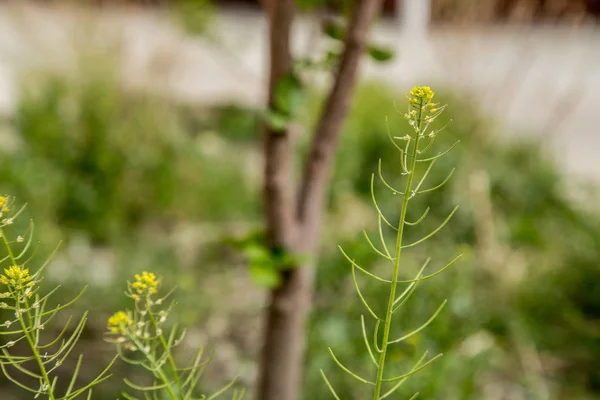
<box><xmin>256</xmin><ymin>2</ymin><xmax>298</xmax><ymax>398</ymax></box>
<box><xmin>256</xmin><ymin>1</ymin><xmax>383</xmax><ymax>400</ymax></box>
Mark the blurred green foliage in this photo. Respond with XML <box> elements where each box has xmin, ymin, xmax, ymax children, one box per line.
<box><xmin>170</xmin><ymin>0</ymin><xmax>214</xmax><ymax>36</ymax></box>
<box><xmin>2</xmin><ymin>72</ymin><xmax>259</xmax><ymax>244</ymax></box>
<box><xmin>0</xmin><ymin>68</ymin><xmax>598</xmax><ymax>399</ymax></box>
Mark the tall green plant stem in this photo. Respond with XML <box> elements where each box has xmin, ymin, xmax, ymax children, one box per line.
<box><xmin>0</xmin><ymin>226</ymin><xmax>56</xmax><ymax>400</ymax></box>
<box><xmin>372</xmin><ymin>101</ymin><xmax>424</xmax><ymax>399</ymax></box>
<box><xmin>127</xmin><ymin>333</ymin><xmax>179</xmax><ymax>400</ymax></box>
<box><xmin>147</xmin><ymin>305</ymin><xmax>183</xmax><ymax>398</ymax></box>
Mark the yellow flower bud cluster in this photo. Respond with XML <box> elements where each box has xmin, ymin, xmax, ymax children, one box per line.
<box><xmin>407</xmin><ymin>86</ymin><xmax>440</xmax><ymax>114</ymax></box>
<box><xmin>408</xmin><ymin>86</ymin><xmax>434</xmax><ymax>104</ymax></box>
<box><xmin>107</xmin><ymin>311</ymin><xmax>132</xmax><ymax>335</ymax></box>
<box><xmin>1</xmin><ymin>266</ymin><xmax>35</xmax><ymax>296</ymax></box>
<box><xmin>403</xmin><ymin>86</ymin><xmax>447</xmax><ymax>133</ymax></box>
<box><xmin>130</xmin><ymin>271</ymin><xmax>159</xmax><ymax>300</ymax></box>
<box><xmin>0</xmin><ymin>196</ymin><xmax>9</xmax><ymax>213</ymax></box>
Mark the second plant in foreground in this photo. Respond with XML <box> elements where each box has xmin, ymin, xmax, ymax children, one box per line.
<box><xmin>106</xmin><ymin>271</ymin><xmax>244</xmax><ymax>400</ymax></box>
<box><xmin>322</xmin><ymin>86</ymin><xmax>462</xmax><ymax>399</ymax></box>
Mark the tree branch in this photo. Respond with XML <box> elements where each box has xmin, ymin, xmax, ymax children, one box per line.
<box><xmin>297</xmin><ymin>0</ymin><xmax>383</xmax><ymax>247</ymax></box>
<box><xmin>257</xmin><ymin>2</ymin><xmax>383</xmax><ymax>400</ymax></box>
<box><xmin>263</xmin><ymin>0</ymin><xmax>297</xmax><ymax>250</ymax></box>
<box><xmin>256</xmin><ymin>2</ymin><xmax>302</xmax><ymax>400</ymax></box>
<box><xmin>258</xmin><ymin>0</ymin><xmax>274</xmax><ymax>18</ymax></box>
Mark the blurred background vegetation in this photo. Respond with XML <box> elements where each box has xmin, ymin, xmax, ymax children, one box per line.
<box><xmin>0</xmin><ymin>1</ymin><xmax>599</xmax><ymax>399</ymax></box>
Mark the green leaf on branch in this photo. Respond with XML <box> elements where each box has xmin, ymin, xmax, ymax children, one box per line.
<box><xmin>263</xmin><ymin>71</ymin><xmax>306</xmax><ymax>132</ymax></box>
<box><xmin>322</xmin><ymin>20</ymin><xmax>346</xmax><ymax>41</ymax></box>
<box><xmin>274</xmin><ymin>72</ymin><xmax>305</xmax><ymax>117</ymax></box>
<box><xmin>171</xmin><ymin>0</ymin><xmax>214</xmax><ymax>36</ymax></box>
<box><xmin>263</xmin><ymin>109</ymin><xmax>290</xmax><ymax>132</ymax></box>
<box><xmin>325</xmin><ymin>50</ymin><xmax>341</xmax><ymax>67</ymax></box>
<box><xmin>226</xmin><ymin>229</ymin><xmax>305</xmax><ymax>288</ymax></box>
<box><xmin>249</xmin><ymin>264</ymin><xmax>282</xmax><ymax>288</ymax></box>
<box><xmin>367</xmin><ymin>44</ymin><xmax>395</xmax><ymax>63</ymax></box>
<box><xmin>241</xmin><ymin>243</ymin><xmax>272</xmax><ymax>264</ymax></box>
<box><xmin>241</xmin><ymin>243</ymin><xmax>282</xmax><ymax>288</ymax></box>
<box><xmin>296</xmin><ymin>0</ymin><xmax>330</xmax><ymax>9</ymax></box>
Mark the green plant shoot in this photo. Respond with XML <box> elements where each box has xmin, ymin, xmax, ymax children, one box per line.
<box><xmin>106</xmin><ymin>272</ymin><xmax>244</xmax><ymax>400</ymax></box>
<box><xmin>321</xmin><ymin>86</ymin><xmax>462</xmax><ymax>399</ymax></box>
<box><xmin>0</xmin><ymin>195</ymin><xmax>117</xmax><ymax>399</ymax></box>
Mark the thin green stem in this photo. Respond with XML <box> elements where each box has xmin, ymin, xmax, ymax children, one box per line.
<box><xmin>372</xmin><ymin>100</ymin><xmax>424</xmax><ymax>400</ymax></box>
<box><xmin>0</xmin><ymin>226</ymin><xmax>55</xmax><ymax>400</ymax></box>
<box><xmin>147</xmin><ymin>304</ymin><xmax>183</xmax><ymax>398</ymax></box>
<box><xmin>128</xmin><ymin>333</ymin><xmax>179</xmax><ymax>400</ymax></box>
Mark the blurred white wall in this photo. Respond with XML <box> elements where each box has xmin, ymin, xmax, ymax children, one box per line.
<box><xmin>0</xmin><ymin>3</ymin><xmax>598</xmax><ymax>183</ymax></box>
<box><xmin>399</xmin><ymin>0</ymin><xmax>431</xmax><ymax>35</ymax></box>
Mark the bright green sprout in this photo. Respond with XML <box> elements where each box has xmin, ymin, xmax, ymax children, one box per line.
<box><xmin>321</xmin><ymin>86</ymin><xmax>461</xmax><ymax>400</ymax></box>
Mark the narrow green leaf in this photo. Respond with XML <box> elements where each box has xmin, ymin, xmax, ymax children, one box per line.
<box><xmin>339</xmin><ymin>246</ymin><xmax>390</xmax><ymax>283</ymax></box>
<box><xmin>351</xmin><ymin>263</ymin><xmax>380</xmax><ymax>321</ymax></box>
<box><xmin>377</xmin><ymin>159</ymin><xmax>404</xmax><ymax>196</ymax></box>
<box><xmin>367</xmin><ymin>44</ymin><xmax>394</xmax><ymax>62</ymax></box>
<box><xmin>320</xmin><ymin>370</ymin><xmax>342</xmax><ymax>400</ymax></box>
<box><xmin>401</xmin><ymin>206</ymin><xmax>459</xmax><ymax>249</ymax></box>
<box><xmin>417</xmin><ymin>168</ymin><xmax>456</xmax><ymax>194</ymax></box>
<box><xmin>322</xmin><ymin>20</ymin><xmax>345</xmax><ymax>41</ymax></box>
<box><xmin>361</xmin><ymin>315</ymin><xmax>379</xmax><ymax>367</ymax></box>
<box><xmin>397</xmin><ymin>254</ymin><xmax>462</xmax><ymax>283</ymax></box>
<box><xmin>206</xmin><ymin>375</ymin><xmax>238</xmax><ymax>400</ymax></box>
<box><xmin>328</xmin><ymin>348</ymin><xmax>374</xmax><ymax>385</ymax></box>
<box><xmin>388</xmin><ymin>300</ymin><xmax>447</xmax><ymax>344</ymax></box>
<box><xmin>380</xmin><ymin>351</ymin><xmax>429</xmax><ymax>399</ymax></box>
<box><xmin>404</xmin><ymin>207</ymin><xmax>430</xmax><ymax>226</ymax></box>
<box><xmin>370</xmin><ymin>174</ymin><xmax>398</xmax><ymax>231</ymax></box>
<box><xmin>249</xmin><ymin>264</ymin><xmax>281</xmax><ymax>289</ymax></box>
<box><xmin>263</xmin><ymin>109</ymin><xmax>290</xmax><ymax>132</ymax></box>
<box><xmin>381</xmin><ymin>354</ymin><xmax>443</xmax><ymax>382</ymax></box>
<box><xmin>296</xmin><ymin>0</ymin><xmax>329</xmax><ymax>9</ymax></box>
<box><xmin>273</xmin><ymin>72</ymin><xmax>305</xmax><ymax>117</ymax></box>
<box><xmin>417</xmin><ymin>140</ymin><xmax>460</xmax><ymax>163</ymax></box>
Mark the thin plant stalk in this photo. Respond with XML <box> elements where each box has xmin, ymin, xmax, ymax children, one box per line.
<box><xmin>147</xmin><ymin>303</ymin><xmax>183</xmax><ymax>398</ymax></box>
<box><xmin>0</xmin><ymin>225</ymin><xmax>55</xmax><ymax>400</ymax></box>
<box><xmin>127</xmin><ymin>332</ymin><xmax>179</xmax><ymax>399</ymax></box>
<box><xmin>372</xmin><ymin>97</ymin><xmax>425</xmax><ymax>399</ymax></box>
<box><xmin>322</xmin><ymin>86</ymin><xmax>459</xmax><ymax>399</ymax></box>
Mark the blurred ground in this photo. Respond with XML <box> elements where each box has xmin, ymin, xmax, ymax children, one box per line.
<box><xmin>0</xmin><ymin>4</ymin><xmax>598</xmax><ymax>184</ymax></box>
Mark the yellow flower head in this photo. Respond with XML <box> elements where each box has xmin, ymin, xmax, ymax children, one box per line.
<box><xmin>131</xmin><ymin>271</ymin><xmax>159</xmax><ymax>296</ymax></box>
<box><xmin>0</xmin><ymin>196</ymin><xmax>6</xmax><ymax>208</ymax></box>
<box><xmin>1</xmin><ymin>266</ymin><xmax>34</xmax><ymax>291</ymax></box>
<box><xmin>408</xmin><ymin>86</ymin><xmax>434</xmax><ymax>107</ymax></box>
<box><xmin>107</xmin><ymin>311</ymin><xmax>132</xmax><ymax>335</ymax></box>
